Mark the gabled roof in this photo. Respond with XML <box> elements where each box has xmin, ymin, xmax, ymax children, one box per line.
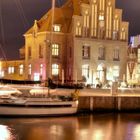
<box><xmin>25</xmin><ymin>0</ymin><xmax>74</xmax><ymax>34</ymax></box>
<box><xmin>25</xmin><ymin>0</ymin><xmax>90</xmax><ymax>35</ymax></box>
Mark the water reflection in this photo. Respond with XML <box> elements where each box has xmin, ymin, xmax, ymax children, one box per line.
<box><xmin>0</xmin><ymin>114</ymin><xmax>140</xmax><ymax>140</ymax></box>
<box><xmin>0</xmin><ymin>125</ymin><xmax>15</xmax><ymax>140</ymax></box>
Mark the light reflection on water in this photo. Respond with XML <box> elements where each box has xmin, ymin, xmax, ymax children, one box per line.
<box><xmin>0</xmin><ymin>114</ymin><xmax>140</xmax><ymax>140</ymax></box>
<box><xmin>0</xmin><ymin>125</ymin><xmax>15</xmax><ymax>140</ymax></box>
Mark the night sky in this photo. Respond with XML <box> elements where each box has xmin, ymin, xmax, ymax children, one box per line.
<box><xmin>0</xmin><ymin>0</ymin><xmax>139</xmax><ymax>59</ymax></box>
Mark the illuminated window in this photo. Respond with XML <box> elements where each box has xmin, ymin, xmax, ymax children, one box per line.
<box><xmin>39</xmin><ymin>45</ymin><xmax>43</xmax><ymax>58</ymax></box>
<box><xmin>34</xmin><ymin>73</ymin><xmax>40</xmax><ymax>81</ymax></box>
<box><xmin>99</xmin><ymin>15</ymin><xmax>104</xmax><ymax>21</ymax></box>
<box><xmin>82</xmin><ymin>64</ymin><xmax>89</xmax><ymax>78</ymax></box>
<box><xmin>98</xmin><ymin>47</ymin><xmax>105</xmax><ymax>60</ymax></box>
<box><xmin>113</xmin><ymin>48</ymin><xmax>120</xmax><ymax>61</ymax></box>
<box><xmin>19</xmin><ymin>64</ymin><xmax>24</xmax><ymax>75</ymax></box>
<box><xmin>0</xmin><ymin>71</ymin><xmax>4</xmax><ymax>77</ymax></box>
<box><xmin>40</xmin><ymin>64</ymin><xmax>43</xmax><ymax>75</ymax></box>
<box><xmin>113</xmin><ymin>31</ymin><xmax>118</xmax><ymax>40</ymax></box>
<box><xmin>52</xmin><ymin>44</ymin><xmax>59</xmax><ymax>56</ymax></box>
<box><xmin>53</xmin><ymin>25</ymin><xmax>61</xmax><ymax>32</ymax></box>
<box><xmin>83</xmin><ymin>10</ymin><xmax>90</xmax><ymax>37</ymax></box>
<box><xmin>106</xmin><ymin>2</ymin><xmax>112</xmax><ymax>38</ymax></box>
<box><xmin>75</xmin><ymin>22</ymin><xmax>82</xmax><ymax>36</ymax></box>
<box><xmin>8</xmin><ymin>67</ymin><xmax>14</xmax><ymax>74</ymax></box>
<box><xmin>113</xmin><ymin>66</ymin><xmax>120</xmax><ymax>77</ymax></box>
<box><xmin>113</xmin><ymin>15</ymin><xmax>119</xmax><ymax>39</ymax></box>
<box><xmin>28</xmin><ymin>64</ymin><xmax>31</xmax><ymax>75</ymax></box>
<box><xmin>97</xmin><ymin>64</ymin><xmax>105</xmax><ymax>81</ymax></box>
<box><xmin>120</xmin><ymin>28</ymin><xmax>126</xmax><ymax>41</ymax></box>
<box><xmin>106</xmin><ymin>67</ymin><xmax>113</xmax><ymax>81</ymax></box>
<box><xmin>52</xmin><ymin>64</ymin><xmax>59</xmax><ymax>75</ymax></box>
<box><xmin>28</xmin><ymin>46</ymin><xmax>31</xmax><ymax>59</ymax></box>
<box><xmin>82</xmin><ymin>45</ymin><xmax>90</xmax><ymax>59</ymax></box>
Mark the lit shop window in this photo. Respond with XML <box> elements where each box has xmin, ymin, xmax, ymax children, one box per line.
<box><xmin>82</xmin><ymin>64</ymin><xmax>89</xmax><ymax>79</ymax></box>
<box><xmin>19</xmin><ymin>64</ymin><xmax>24</xmax><ymax>75</ymax></box>
<box><xmin>113</xmin><ymin>66</ymin><xmax>120</xmax><ymax>77</ymax></box>
<box><xmin>52</xmin><ymin>64</ymin><xmax>59</xmax><ymax>75</ymax></box>
<box><xmin>52</xmin><ymin>44</ymin><xmax>59</xmax><ymax>56</ymax></box>
<box><xmin>34</xmin><ymin>73</ymin><xmax>40</xmax><ymax>81</ymax></box>
<box><xmin>53</xmin><ymin>25</ymin><xmax>61</xmax><ymax>32</ymax></box>
<box><xmin>8</xmin><ymin>67</ymin><xmax>14</xmax><ymax>74</ymax></box>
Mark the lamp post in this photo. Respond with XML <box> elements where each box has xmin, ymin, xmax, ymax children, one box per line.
<box><xmin>46</xmin><ymin>39</ymin><xmax>52</xmax><ymax>97</ymax></box>
<box><xmin>46</xmin><ymin>39</ymin><xmax>52</xmax><ymax>78</ymax></box>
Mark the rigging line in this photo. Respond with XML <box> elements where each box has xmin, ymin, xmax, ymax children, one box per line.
<box><xmin>0</xmin><ymin>0</ymin><xmax>7</xmax><ymax>61</ymax></box>
<box><xmin>14</xmin><ymin>0</ymin><xmax>29</xmax><ymax>29</ymax></box>
<box><xmin>18</xmin><ymin>0</ymin><xmax>30</xmax><ymax>27</ymax></box>
<box><xmin>17</xmin><ymin>0</ymin><xmax>30</xmax><ymax>27</ymax></box>
<box><xmin>50</xmin><ymin>0</ymin><xmax>55</xmax><ymax>44</ymax></box>
<box><xmin>14</xmin><ymin>0</ymin><xmax>26</xmax><ymax>29</ymax></box>
<box><xmin>57</xmin><ymin>0</ymin><xmax>69</xmax><ymax>24</ymax></box>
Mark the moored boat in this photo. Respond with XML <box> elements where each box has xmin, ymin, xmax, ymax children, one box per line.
<box><xmin>0</xmin><ymin>87</ymin><xmax>78</xmax><ymax>116</ymax></box>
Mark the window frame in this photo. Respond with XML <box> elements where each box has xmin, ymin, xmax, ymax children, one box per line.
<box><xmin>82</xmin><ymin>45</ymin><xmax>90</xmax><ymax>59</ymax></box>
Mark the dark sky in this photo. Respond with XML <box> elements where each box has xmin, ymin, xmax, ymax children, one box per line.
<box><xmin>0</xmin><ymin>0</ymin><xmax>139</xmax><ymax>59</ymax></box>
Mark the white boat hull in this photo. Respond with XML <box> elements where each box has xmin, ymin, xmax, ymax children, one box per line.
<box><xmin>0</xmin><ymin>106</ymin><xmax>77</xmax><ymax>116</ymax></box>
<box><xmin>0</xmin><ymin>101</ymin><xmax>78</xmax><ymax>116</ymax></box>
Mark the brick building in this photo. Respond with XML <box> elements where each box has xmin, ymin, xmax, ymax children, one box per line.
<box><xmin>0</xmin><ymin>0</ymin><xmax>129</xmax><ymax>85</ymax></box>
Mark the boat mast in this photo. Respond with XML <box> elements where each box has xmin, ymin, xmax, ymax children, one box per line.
<box><xmin>48</xmin><ymin>0</ymin><xmax>55</xmax><ymax>96</ymax></box>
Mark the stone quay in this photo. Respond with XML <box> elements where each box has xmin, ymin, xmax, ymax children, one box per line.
<box><xmin>78</xmin><ymin>88</ymin><xmax>140</xmax><ymax>112</ymax></box>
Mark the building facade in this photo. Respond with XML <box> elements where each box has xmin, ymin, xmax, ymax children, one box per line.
<box><xmin>0</xmin><ymin>0</ymin><xmax>129</xmax><ymax>85</ymax></box>
<box><xmin>127</xmin><ymin>35</ymin><xmax>140</xmax><ymax>86</ymax></box>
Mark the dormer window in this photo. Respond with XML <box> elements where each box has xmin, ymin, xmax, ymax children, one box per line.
<box><xmin>53</xmin><ymin>24</ymin><xmax>61</xmax><ymax>32</ymax></box>
<box><xmin>99</xmin><ymin>15</ymin><xmax>104</xmax><ymax>21</ymax></box>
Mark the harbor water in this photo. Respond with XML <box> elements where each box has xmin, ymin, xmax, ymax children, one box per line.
<box><xmin>0</xmin><ymin>113</ymin><xmax>140</xmax><ymax>140</ymax></box>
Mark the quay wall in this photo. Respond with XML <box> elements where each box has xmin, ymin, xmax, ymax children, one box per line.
<box><xmin>47</xmin><ymin>87</ymin><xmax>140</xmax><ymax>112</ymax></box>
<box><xmin>78</xmin><ymin>96</ymin><xmax>140</xmax><ymax>112</ymax></box>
